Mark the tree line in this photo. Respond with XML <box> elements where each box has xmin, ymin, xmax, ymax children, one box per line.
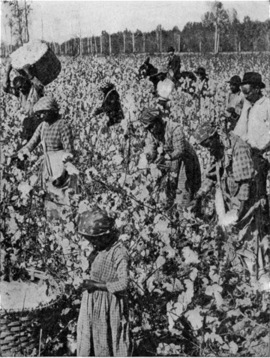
<box><xmin>1</xmin><ymin>1</ymin><xmax>270</xmax><ymax>57</ymax></box>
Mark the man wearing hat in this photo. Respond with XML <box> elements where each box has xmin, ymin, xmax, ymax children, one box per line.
<box><xmin>225</xmin><ymin>75</ymin><xmax>244</xmax><ymax>131</ymax></box>
<box><xmin>194</xmin><ymin>67</ymin><xmax>216</xmax><ymax>99</ymax></box>
<box><xmin>193</xmin><ymin>122</ymin><xmax>269</xmax><ymax>286</ymax></box>
<box><xmin>139</xmin><ymin>107</ymin><xmax>201</xmax><ymax>213</ymax></box>
<box><xmin>234</xmin><ymin>72</ymin><xmax>270</xmax><ymax>152</ymax></box>
<box><xmin>167</xmin><ymin>46</ymin><xmax>181</xmax><ymax>84</ymax></box>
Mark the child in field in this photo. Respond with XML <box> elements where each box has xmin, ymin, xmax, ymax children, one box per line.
<box><xmin>77</xmin><ymin>207</ymin><xmax>132</xmax><ymax>356</ymax></box>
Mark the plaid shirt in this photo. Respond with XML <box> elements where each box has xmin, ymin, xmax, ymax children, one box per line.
<box><xmin>90</xmin><ymin>241</ymin><xmax>129</xmax><ymax>294</ymax></box>
<box><xmin>146</xmin><ymin>121</ymin><xmax>199</xmax><ymax>164</ymax></box>
<box><xmin>198</xmin><ymin>133</ymin><xmax>255</xmax><ymax>211</ymax></box>
<box><xmin>145</xmin><ymin>121</ymin><xmax>201</xmax><ymax>198</ymax></box>
<box><xmin>24</xmin><ymin>119</ymin><xmax>73</xmax><ymax>153</ymax></box>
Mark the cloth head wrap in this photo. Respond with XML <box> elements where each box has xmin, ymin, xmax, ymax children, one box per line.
<box><xmin>139</xmin><ymin>108</ymin><xmax>162</xmax><ymax>127</ymax></box>
<box><xmin>33</xmin><ymin>96</ymin><xmax>59</xmax><ymax>113</ymax></box>
<box><xmin>78</xmin><ymin>207</ymin><xmax>115</xmax><ymax>237</ymax></box>
<box><xmin>13</xmin><ymin>76</ymin><xmax>30</xmax><ymax>88</ymax></box>
<box><xmin>99</xmin><ymin>78</ymin><xmax>114</xmax><ymax>91</ymax></box>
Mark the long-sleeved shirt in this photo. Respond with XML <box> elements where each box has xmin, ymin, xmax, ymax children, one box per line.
<box><xmin>225</xmin><ymin>91</ymin><xmax>245</xmax><ymax>116</ymax></box>
<box><xmin>23</xmin><ymin>119</ymin><xmax>73</xmax><ymax>153</ymax></box>
<box><xmin>90</xmin><ymin>241</ymin><xmax>129</xmax><ymax>294</ymax></box>
<box><xmin>145</xmin><ymin>121</ymin><xmax>201</xmax><ymax>194</ymax></box>
<box><xmin>233</xmin><ymin>96</ymin><xmax>270</xmax><ymax>151</ymax></box>
<box><xmin>4</xmin><ymin>77</ymin><xmax>44</xmax><ymax>117</ymax></box>
<box><xmin>198</xmin><ymin>133</ymin><xmax>257</xmax><ymax>214</ymax></box>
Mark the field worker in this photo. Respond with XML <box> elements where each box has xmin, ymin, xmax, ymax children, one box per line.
<box><xmin>224</xmin><ymin>75</ymin><xmax>244</xmax><ymax>131</ymax></box>
<box><xmin>194</xmin><ymin>67</ymin><xmax>216</xmax><ymax>99</ymax></box>
<box><xmin>15</xmin><ymin>96</ymin><xmax>78</xmax><ymax>219</ymax></box>
<box><xmin>77</xmin><ymin>207</ymin><xmax>132</xmax><ymax>356</ymax></box>
<box><xmin>139</xmin><ymin>107</ymin><xmax>201</xmax><ymax>214</ymax></box>
<box><xmin>193</xmin><ymin>123</ymin><xmax>269</xmax><ymax>287</ymax></box>
<box><xmin>193</xmin><ymin>67</ymin><xmax>217</xmax><ymax>122</ymax></box>
<box><xmin>233</xmin><ymin>72</ymin><xmax>270</xmax><ymax>154</ymax></box>
<box><xmin>3</xmin><ymin>62</ymin><xmax>44</xmax><ymax>142</ymax></box>
<box><xmin>167</xmin><ymin>46</ymin><xmax>181</xmax><ymax>84</ymax></box>
<box><xmin>93</xmin><ymin>78</ymin><xmax>124</xmax><ymax>127</ymax></box>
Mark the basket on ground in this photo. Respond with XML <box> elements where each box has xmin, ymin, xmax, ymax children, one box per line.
<box><xmin>0</xmin><ymin>269</ymin><xmax>64</xmax><ymax>357</ymax></box>
<box><xmin>10</xmin><ymin>40</ymin><xmax>61</xmax><ymax>86</ymax></box>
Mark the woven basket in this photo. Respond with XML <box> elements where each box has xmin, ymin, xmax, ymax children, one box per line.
<box><xmin>0</xmin><ymin>269</ymin><xmax>64</xmax><ymax>357</ymax></box>
<box><xmin>11</xmin><ymin>41</ymin><xmax>61</xmax><ymax>86</ymax></box>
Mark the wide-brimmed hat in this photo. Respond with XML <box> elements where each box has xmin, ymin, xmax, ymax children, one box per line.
<box><xmin>78</xmin><ymin>207</ymin><xmax>115</xmax><ymax>237</ymax></box>
<box><xmin>138</xmin><ymin>107</ymin><xmax>162</xmax><ymax>128</ymax></box>
<box><xmin>194</xmin><ymin>123</ymin><xmax>217</xmax><ymax>144</ymax></box>
<box><xmin>167</xmin><ymin>46</ymin><xmax>175</xmax><ymax>53</ymax></box>
<box><xmin>33</xmin><ymin>96</ymin><xmax>59</xmax><ymax>113</ymax></box>
<box><xmin>227</xmin><ymin>75</ymin><xmax>241</xmax><ymax>85</ymax></box>
<box><xmin>240</xmin><ymin>72</ymin><xmax>265</xmax><ymax>88</ymax></box>
<box><xmin>195</xmin><ymin>67</ymin><xmax>206</xmax><ymax>76</ymax></box>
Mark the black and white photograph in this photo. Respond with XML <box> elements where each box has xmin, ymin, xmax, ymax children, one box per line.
<box><xmin>0</xmin><ymin>0</ymin><xmax>270</xmax><ymax>356</ymax></box>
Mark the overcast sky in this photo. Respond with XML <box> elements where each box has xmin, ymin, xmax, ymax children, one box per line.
<box><xmin>1</xmin><ymin>0</ymin><xmax>269</xmax><ymax>44</ymax></box>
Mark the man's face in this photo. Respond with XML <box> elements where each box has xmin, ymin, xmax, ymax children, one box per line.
<box><xmin>168</xmin><ymin>51</ymin><xmax>174</xmax><ymax>59</ymax></box>
<box><xmin>241</xmin><ymin>84</ymin><xmax>260</xmax><ymax>104</ymax></box>
<box><xmin>229</xmin><ymin>83</ymin><xmax>239</xmax><ymax>94</ymax></box>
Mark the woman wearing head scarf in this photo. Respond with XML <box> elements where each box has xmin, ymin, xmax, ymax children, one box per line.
<box><xmin>16</xmin><ymin>96</ymin><xmax>77</xmax><ymax>219</ymax></box>
<box><xmin>93</xmin><ymin>78</ymin><xmax>124</xmax><ymax>127</ymax></box>
<box><xmin>3</xmin><ymin>62</ymin><xmax>44</xmax><ymax>141</ymax></box>
<box><xmin>139</xmin><ymin>107</ymin><xmax>201</xmax><ymax>214</ymax></box>
<box><xmin>77</xmin><ymin>207</ymin><xmax>132</xmax><ymax>356</ymax></box>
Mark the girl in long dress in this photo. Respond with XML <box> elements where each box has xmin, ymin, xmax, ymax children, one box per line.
<box><xmin>77</xmin><ymin>207</ymin><xmax>132</xmax><ymax>356</ymax></box>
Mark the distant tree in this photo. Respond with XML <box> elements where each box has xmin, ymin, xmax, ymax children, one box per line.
<box><xmin>202</xmin><ymin>1</ymin><xmax>230</xmax><ymax>53</ymax></box>
<box><xmin>3</xmin><ymin>0</ymin><xmax>32</xmax><ymax>46</ymax></box>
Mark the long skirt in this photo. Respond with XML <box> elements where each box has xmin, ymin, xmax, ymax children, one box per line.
<box><xmin>39</xmin><ymin>150</ymin><xmax>78</xmax><ymax>220</ymax></box>
<box><xmin>77</xmin><ymin>290</ymin><xmax>131</xmax><ymax>357</ymax></box>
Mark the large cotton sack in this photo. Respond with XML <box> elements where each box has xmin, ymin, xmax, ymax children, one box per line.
<box><xmin>10</xmin><ymin>40</ymin><xmax>61</xmax><ymax>85</ymax></box>
<box><xmin>157</xmin><ymin>78</ymin><xmax>175</xmax><ymax>100</ymax></box>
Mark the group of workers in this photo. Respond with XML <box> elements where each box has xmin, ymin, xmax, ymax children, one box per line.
<box><xmin>3</xmin><ymin>46</ymin><xmax>270</xmax><ymax>356</ymax></box>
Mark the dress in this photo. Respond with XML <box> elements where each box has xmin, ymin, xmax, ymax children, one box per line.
<box><xmin>22</xmin><ymin>119</ymin><xmax>76</xmax><ymax>218</ymax></box>
<box><xmin>145</xmin><ymin>121</ymin><xmax>201</xmax><ymax>209</ymax></box>
<box><xmin>77</xmin><ymin>241</ymin><xmax>131</xmax><ymax>357</ymax></box>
